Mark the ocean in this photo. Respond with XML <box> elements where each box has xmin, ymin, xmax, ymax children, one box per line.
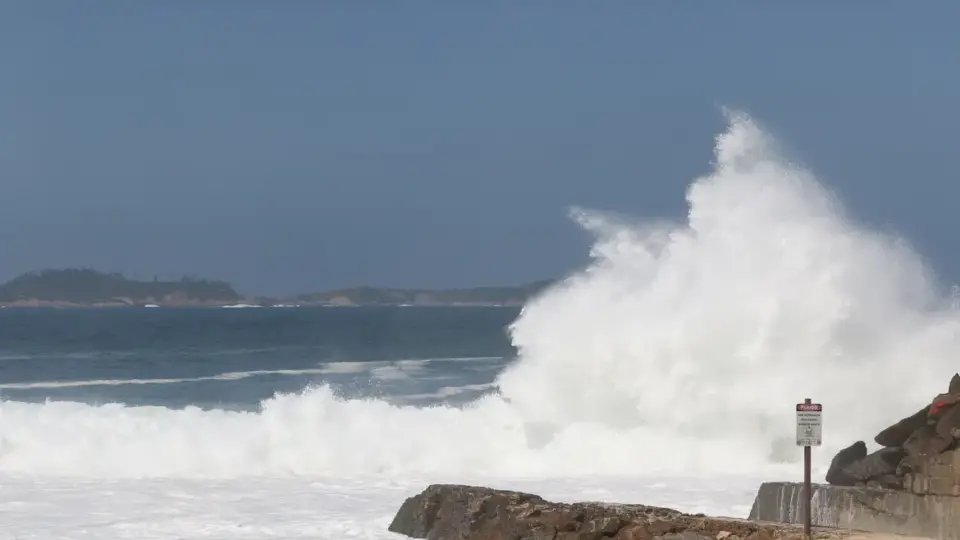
<box><xmin>3</xmin><ymin>112</ymin><xmax>960</xmax><ymax>539</ymax></box>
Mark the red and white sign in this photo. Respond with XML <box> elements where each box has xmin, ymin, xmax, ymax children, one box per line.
<box><xmin>796</xmin><ymin>402</ymin><xmax>823</xmax><ymax>446</ymax></box>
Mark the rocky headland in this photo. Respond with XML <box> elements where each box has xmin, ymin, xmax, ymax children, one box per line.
<box><xmin>387</xmin><ymin>484</ymin><xmax>890</xmax><ymax>540</ymax></box>
<box><xmin>0</xmin><ymin>269</ymin><xmax>242</xmax><ymax>307</ymax></box>
<box><xmin>825</xmin><ymin>373</ymin><xmax>960</xmax><ymax>495</ymax></box>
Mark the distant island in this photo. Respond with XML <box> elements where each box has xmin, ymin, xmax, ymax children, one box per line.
<box><xmin>292</xmin><ymin>281</ymin><xmax>552</xmax><ymax>308</ymax></box>
<box><xmin>0</xmin><ymin>268</ymin><xmax>554</xmax><ymax>308</ymax></box>
<box><xmin>0</xmin><ymin>269</ymin><xmax>243</xmax><ymax>307</ymax></box>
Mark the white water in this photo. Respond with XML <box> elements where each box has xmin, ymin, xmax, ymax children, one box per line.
<box><xmin>2</xmin><ymin>110</ymin><xmax>958</xmax><ymax>538</ymax></box>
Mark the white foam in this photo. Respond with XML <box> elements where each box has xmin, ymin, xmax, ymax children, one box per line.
<box><xmin>0</xmin><ymin>475</ymin><xmax>764</xmax><ymax>540</ymax></box>
<box><xmin>402</xmin><ymin>383</ymin><xmax>499</xmax><ymax>401</ymax></box>
<box><xmin>370</xmin><ymin>361</ymin><xmax>428</xmax><ymax>381</ymax></box>
<box><xmin>1</xmin><ymin>110</ymin><xmax>957</xmax><ymax>484</ymax></box>
<box><xmin>0</xmin><ymin>366</ymin><xmax>360</xmax><ymax>390</ymax></box>
<box><xmin>424</xmin><ymin>356</ymin><xmax>504</xmax><ymax>363</ymax></box>
<box><xmin>0</xmin><ymin>353</ymin><xmax>476</xmax><ymax>390</ymax></box>
<box><xmin>499</xmin><ymin>110</ymin><xmax>959</xmax><ymax>465</ymax></box>
<box><xmin>0</xmin><ymin>358</ymin><xmax>503</xmax><ymax>390</ymax></box>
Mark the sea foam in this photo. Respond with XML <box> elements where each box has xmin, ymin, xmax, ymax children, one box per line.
<box><xmin>1</xmin><ymin>110</ymin><xmax>956</xmax><ymax>480</ymax></box>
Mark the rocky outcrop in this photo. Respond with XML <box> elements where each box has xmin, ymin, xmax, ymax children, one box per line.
<box><xmin>388</xmin><ymin>484</ymin><xmax>856</xmax><ymax>540</ymax></box>
<box><xmin>874</xmin><ymin>407</ymin><xmax>929</xmax><ymax>448</ymax></box>
<box><xmin>825</xmin><ymin>373</ymin><xmax>960</xmax><ymax>496</ymax></box>
<box><xmin>825</xmin><ymin>441</ymin><xmax>867</xmax><ymax>486</ymax></box>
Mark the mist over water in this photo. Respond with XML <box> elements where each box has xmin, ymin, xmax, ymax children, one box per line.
<box><xmin>2</xmin><ymin>110</ymin><xmax>958</xmax><ymax>480</ymax></box>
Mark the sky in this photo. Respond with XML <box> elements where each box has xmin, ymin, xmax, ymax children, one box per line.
<box><xmin>1</xmin><ymin>2</ymin><xmax>958</xmax><ymax>296</ymax></box>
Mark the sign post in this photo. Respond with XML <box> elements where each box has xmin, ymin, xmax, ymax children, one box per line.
<box><xmin>796</xmin><ymin>398</ymin><xmax>822</xmax><ymax>539</ymax></box>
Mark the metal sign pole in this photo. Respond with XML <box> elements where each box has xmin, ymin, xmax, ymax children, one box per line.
<box><xmin>803</xmin><ymin>397</ymin><xmax>812</xmax><ymax>539</ymax></box>
<box><xmin>795</xmin><ymin>397</ymin><xmax>821</xmax><ymax>540</ymax></box>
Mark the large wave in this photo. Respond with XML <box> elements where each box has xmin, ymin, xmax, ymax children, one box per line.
<box><xmin>2</xmin><ymin>110</ymin><xmax>958</xmax><ymax>480</ymax></box>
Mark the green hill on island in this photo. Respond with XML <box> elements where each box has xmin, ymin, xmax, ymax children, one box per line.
<box><xmin>0</xmin><ymin>269</ymin><xmax>242</xmax><ymax>306</ymax></box>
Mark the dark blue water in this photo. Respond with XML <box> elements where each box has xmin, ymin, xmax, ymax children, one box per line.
<box><xmin>0</xmin><ymin>307</ymin><xmax>520</xmax><ymax>409</ymax></box>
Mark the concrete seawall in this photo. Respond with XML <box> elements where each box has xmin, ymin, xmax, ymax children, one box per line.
<box><xmin>749</xmin><ymin>482</ymin><xmax>960</xmax><ymax>540</ymax></box>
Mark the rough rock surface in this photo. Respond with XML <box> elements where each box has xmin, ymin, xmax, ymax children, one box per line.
<box><xmin>388</xmin><ymin>484</ymin><xmax>860</xmax><ymax>540</ymax></box>
<box><xmin>902</xmin><ymin>426</ymin><xmax>951</xmax><ymax>462</ymax></box>
<box><xmin>874</xmin><ymin>407</ymin><xmax>929</xmax><ymax>448</ymax></box>
<box><xmin>825</xmin><ymin>441</ymin><xmax>867</xmax><ymax>486</ymax></box>
<box><xmin>949</xmin><ymin>374</ymin><xmax>960</xmax><ymax>395</ymax></box>
<box><xmin>842</xmin><ymin>448</ymin><xmax>904</xmax><ymax>484</ymax></box>
<box><xmin>750</xmin><ymin>481</ymin><xmax>960</xmax><ymax>539</ymax></box>
<box><xmin>827</xmin><ymin>372</ymin><xmax>960</xmax><ymax>496</ymax></box>
<box><xmin>935</xmin><ymin>404</ymin><xmax>960</xmax><ymax>439</ymax></box>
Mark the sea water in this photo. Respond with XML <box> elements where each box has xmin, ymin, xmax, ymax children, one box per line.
<box><xmin>2</xmin><ymin>110</ymin><xmax>958</xmax><ymax>539</ymax></box>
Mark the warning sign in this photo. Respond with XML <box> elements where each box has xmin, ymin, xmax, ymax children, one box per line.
<box><xmin>796</xmin><ymin>402</ymin><xmax>822</xmax><ymax>447</ymax></box>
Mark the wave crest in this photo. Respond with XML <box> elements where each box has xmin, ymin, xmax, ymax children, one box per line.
<box><xmin>2</xmin><ymin>110</ymin><xmax>957</xmax><ymax>480</ymax></box>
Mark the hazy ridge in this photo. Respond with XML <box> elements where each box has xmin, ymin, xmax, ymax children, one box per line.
<box><xmin>0</xmin><ymin>268</ymin><xmax>552</xmax><ymax>307</ymax></box>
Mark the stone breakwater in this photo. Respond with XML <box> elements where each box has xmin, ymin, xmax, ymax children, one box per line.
<box><xmin>826</xmin><ymin>373</ymin><xmax>960</xmax><ymax>496</ymax></box>
<box><xmin>748</xmin><ymin>482</ymin><xmax>959</xmax><ymax>540</ymax></box>
<box><xmin>387</xmin><ymin>484</ymin><xmax>876</xmax><ymax>540</ymax></box>
<box><xmin>745</xmin><ymin>372</ymin><xmax>960</xmax><ymax>539</ymax></box>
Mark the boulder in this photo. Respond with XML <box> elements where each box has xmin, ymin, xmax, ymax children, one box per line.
<box><xmin>387</xmin><ymin>484</ymin><xmax>841</xmax><ymax>540</ymax></box>
<box><xmin>950</xmin><ymin>373</ymin><xmax>960</xmax><ymax>394</ymax></box>
<box><xmin>824</xmin><ymin>441</ymin><xmax>866</xmax><ymax>486</ymax></box>
<box><xmin>935</xmin><ymin>403</ymin><xmax>960</xmax><ymax>440</ymax></box>
<box><xmin>840</xmin><ymin>447</ymin><xmax>904</xmax><ymax>483</ymax></box>
<box><xmin>902</xmin><ymin>425</ymin><xmax>952</xmax><ymax>462</ymax></box>
<box><xmin>828</xmin><ymin>373</ymin><xmax>960</xmax><ymax>493</ymax></box>
<box><xmin>929</xmin><ymin>393</ymin><xmax>960</xmax><ymax>419</ymax></box>
<box><xmin>873</xmin><ymin>406</ymin><xmax>929</xmax><ymax>447</ymax></box>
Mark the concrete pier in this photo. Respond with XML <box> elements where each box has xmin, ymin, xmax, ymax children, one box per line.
<box><xmin>749</xmin><ymin>482</ymin><xmax>960</xmax><ymax>540</ymax></box>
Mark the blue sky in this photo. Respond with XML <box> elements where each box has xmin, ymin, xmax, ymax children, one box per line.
<box><xmin>2</xmin><ymin>2</ymin><xmax>958</xmax><ymax>295</ymax></box>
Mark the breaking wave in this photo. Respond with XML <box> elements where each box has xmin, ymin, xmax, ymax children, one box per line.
<box><xmin>2</xmin><ymin>110</ymin><xmax>957</xmax><ymax>479</ymax></box>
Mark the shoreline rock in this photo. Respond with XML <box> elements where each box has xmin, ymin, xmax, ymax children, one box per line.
<box><xmin>825</xmin><ymin>373</ymin><xmax>960</xmax><ymax>496</ymax></box>
<box><xmin>387</xmin><ymin>484</ymin><xmax>863</xmax><ymax>540</ymax></box>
